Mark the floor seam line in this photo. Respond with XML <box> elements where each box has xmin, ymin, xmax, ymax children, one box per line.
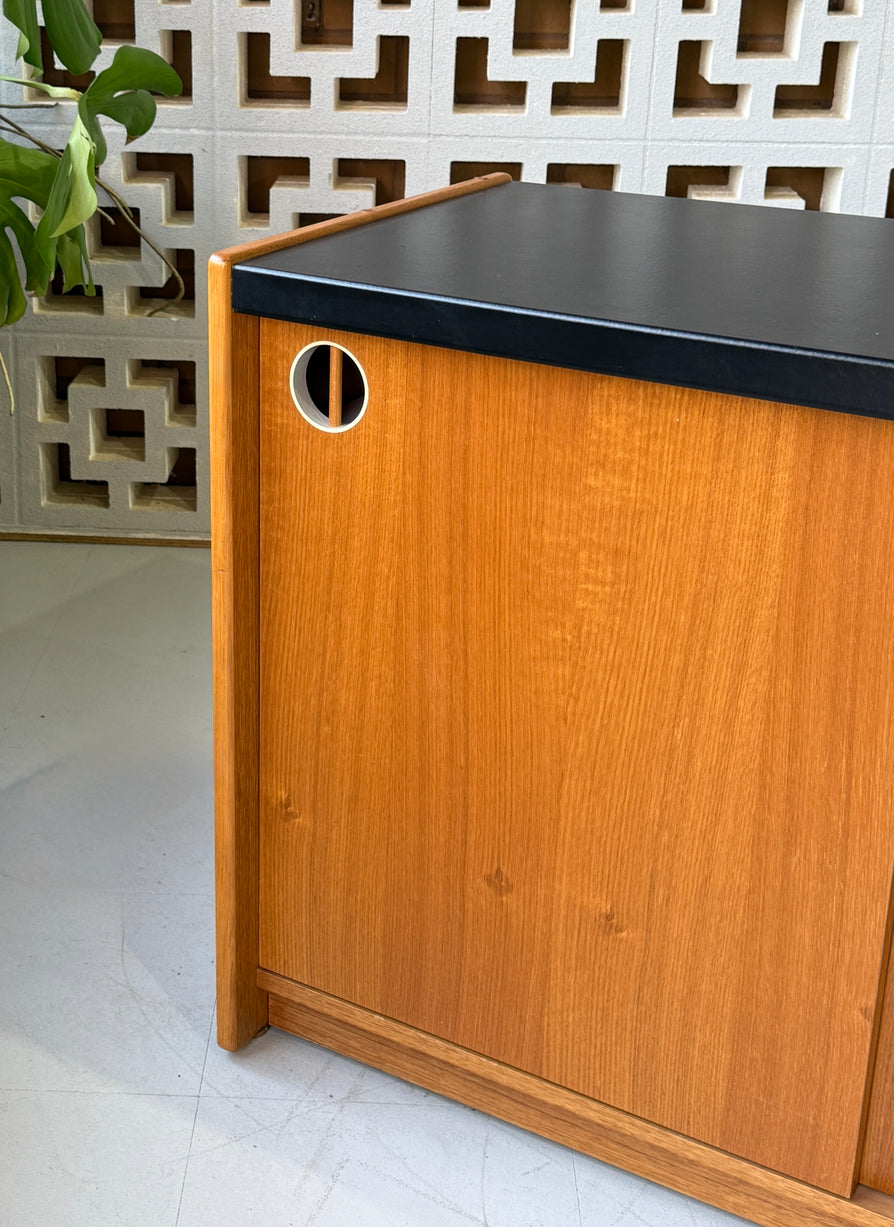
<box><xmin>175</xmin><ymin>1011</ymin><xmax>214</xmax><ymax>1226</ymax></box>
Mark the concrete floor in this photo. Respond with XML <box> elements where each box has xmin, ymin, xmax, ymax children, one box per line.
<box><xmin>0</xmin><ymin>540</ymin><xmax>749</xmax><ymax>1227</ymax></box>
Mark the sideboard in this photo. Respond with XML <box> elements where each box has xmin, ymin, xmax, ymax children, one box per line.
<box><xmin>210</xmin><ymin>174</ymin><xmax>894</xmax><ymax>1227</ymax></box>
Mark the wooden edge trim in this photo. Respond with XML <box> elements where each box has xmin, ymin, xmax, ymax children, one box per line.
<box><xmin>209</xmin><ymin>258</ymin><xmax>267</xmax><ymax>1050</ymax></box>
<box><xmin>259</xmin><ymin>969</ymin><xmax>894</xmax><ymax>1227</ymax></box>
<box><xmin>209</xmin><ymin>174</ymin><xmax>513</xmax><ymax>268</ymax></box>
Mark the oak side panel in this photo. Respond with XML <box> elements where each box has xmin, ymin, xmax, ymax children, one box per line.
<box><xmin>262</xmin><ymin>972</ymin><xmax>894</xmax><ymax>1227</ymax></box>
<box><xmin>258</xmin><ymin>322</ymin><xmax>894</xmax><ymax>1192</ymax></box>
<box><xmin>209</xmin><ymin>257</ymin><xmax>266</xmax><ymax>1050</ymax></box>
<box><xmin>862</xmin><ymin>918</ymin><xmax>894</xmax><ymax>1193</ymax></box>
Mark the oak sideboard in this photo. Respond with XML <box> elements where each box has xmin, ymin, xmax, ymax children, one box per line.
<box><xmin>210</xmin><ymin>174</ymin><xmax>894</xmax><ymax>1227</ymax></box>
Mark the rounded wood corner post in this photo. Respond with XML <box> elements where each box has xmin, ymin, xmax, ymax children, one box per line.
<box><xmin>209</xmin><ymin>251</ymin><xmax>267</xmax><ymax>1050</ymax></box>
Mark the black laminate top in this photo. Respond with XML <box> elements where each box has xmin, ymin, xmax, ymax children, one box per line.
<box><xmin>232</xmin><ymin>180</ymin><xmax>894</xmax><ymax>421</ymax></box>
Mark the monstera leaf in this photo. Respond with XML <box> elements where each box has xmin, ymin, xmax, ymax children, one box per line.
<box><xmin>0</xmin><ymin>116</ymin><xmax>98</xmax><ymax>325</ymax></box>
<box><xmin>42</xmin><ymin>0</ymin><xmax>102</xmax><ymax>74</ymax></box>
<box><xmin>1</xmin><ymin>0</ymin><xmax>41</xmax><ymax>72</ymax></box>
<box><xmin>55</xmin><ymin>225</ymin><xmax>91</xmax><ymax>293</ymax></box>
<box><xmin>0</xmin><ymin>140</ymin><xmax>56</xmax><ymax>323</ymax></box>
<box><xmin>0</xmin><ymin>225</ymin><xmax>27</xmax><ymax>324</ymax></box>
<box><xmin>0</xmin><ymin>140</ymin><xmax>59</xmax><ymax>207</ymax></box>
<box><xmin>2</xmin><ymin>0</ymin><xmax>101</xmax><ymax>75</ymax></box>
<box><xmin>80</xmin><ymin>45</ymin><xmax>182</xmax><ymax>167</ymax></box>
<box><xmin>48</xmin><ymin>117</ymin><xmax>93</xmax><ymax>229</ymax></box>
<box><xmin>0</xmin><ymin>0</ymin><xmax>182</xmax><ymax>335</ymax></box>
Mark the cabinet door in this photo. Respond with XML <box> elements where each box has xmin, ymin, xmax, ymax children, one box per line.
<box><xmin>258</xmin><ymin>318</ymin><xmax>894</xmax><ymax>1196</ymax></box>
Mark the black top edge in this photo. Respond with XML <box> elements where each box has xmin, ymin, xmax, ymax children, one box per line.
<box><xmin>232</xmin><ymin>182</ymin><xmax>894</xmax><ymax>422</ymax></box>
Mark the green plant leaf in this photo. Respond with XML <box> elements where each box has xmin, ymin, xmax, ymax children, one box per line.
<box><xmin>87</xmin><ymin>44</ymin><xmax>183</xmax><ymax>102</ymax></box>
<box><xmin>2</xmin><ymin>0</ymin><xmax>40</xmax><ymax>72</ymax></box>
<box><xmin>0</xmin><ymin>72</ymin><xmax>78</xmax><ymax>99</ymax></box>
<box><xmin>41</xmin><ymin>0</ymin><xmax>101</xmax><ymax>76</ymax></box>
<box><xmin>101</xmin><ymin>88</ymin><xmax>157</xmax><ymax>139</ymax></box>
<box><xmin>56</xmin><ymin>225</ymin><xmax>92</xmax><ymax>293</ymax></box>
<box><xmin>50</xmin><ymin>116</ymin><xmax>96</xmax><ymax>236</ymax></box>
<box><xmin>0</xmin><ymin>224</ymin><xmax>28</xmax><ymax>325</ymax></box>
<box><xmin>79</xmin><ymin>46</ymin><xmax>182</xmax><ymax>167</ymax></box>
<box><xmin>0</xmin><ymin>7</ymin><xmax>177</xmax><ymax>325</ymax></box>
<box><xmin>0</xmin><ymin>195</ymin><xmax>45</xmax><ymax>290</ymax></box>
<box><xmin>76</xmin><ymin>96</ymin><xmax>106</xmax><ymax>167</ymax></box>
<box><xmin>0</xmin><ymin>138</ymin><xmax>59</xmax><ymax>287</ymax></box>
<box><xmin>73</xmin><ymin>223</ymin><xmax>92</xmax><ymax>293</ymax></box>
<box><xmin>0</xmin><ymin>138</ymin><xmax>59</xmax><ymax>205</ymax></box>
<box><xmin>33</xmin><ymin>114</ymin><xmax>96</xmax><ymax>287</ymax></box>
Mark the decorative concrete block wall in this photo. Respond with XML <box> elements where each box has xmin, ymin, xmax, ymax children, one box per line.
<box><xmin>2</xmin><ymin>0</ymin><xmax>892</xmax><ymax>541</ymax></box>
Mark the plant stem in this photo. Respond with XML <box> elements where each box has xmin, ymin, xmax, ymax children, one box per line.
<box><xmin>0</xmin><ymin>112</ymin><xmax>60</xmax><ymax>157</ymax></box>
<box><xmin>0</xmin><ymin>346</ymin><xmax>14</xmax><ymax>415</ymax></box>
<box><xmin>91</xmin><ymin>174</ymin><xmax>186</xmax><ymax>315</ymax></box>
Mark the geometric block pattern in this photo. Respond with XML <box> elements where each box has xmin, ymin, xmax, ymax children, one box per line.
<box><xmin>13</xmin><ymin>332</ymin><xmax>205</xmax><ymax>536</ymax></box>
<box><xmin>2</xmin><ymin>0</ymin><xmax>893</xmax><ymax>539</ymax></box>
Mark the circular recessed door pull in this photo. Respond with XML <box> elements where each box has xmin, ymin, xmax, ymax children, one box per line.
<box><xmin>290</xmin><ymin>342</ymin><xmax>368</xmax><ymax>433</ymax></box>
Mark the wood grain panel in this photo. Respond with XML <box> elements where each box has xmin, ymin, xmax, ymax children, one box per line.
<box><xmin>258</xmin><ymin>321</ymin><xmax>894</xmax><ymax>1192</ymax></box>
<box><xmin>262</xmin><ymin>971</ymin><xmax>894</xmax><ymax>1227</ymax></box>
